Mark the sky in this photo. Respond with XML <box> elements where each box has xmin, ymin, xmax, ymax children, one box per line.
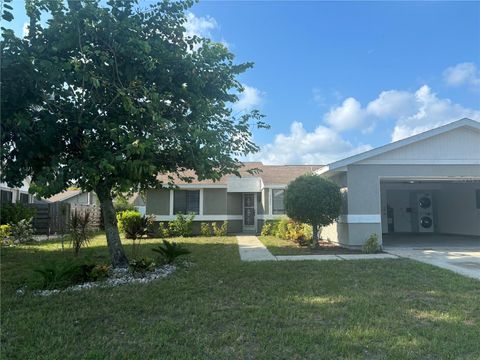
<box><xmin>7</xmin><ymin>1</ymin><xmax>480</xmax><ymax>165</ymax></box>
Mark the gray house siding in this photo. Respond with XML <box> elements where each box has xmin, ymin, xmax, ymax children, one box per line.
<box><xmin>203</xmin><ymin>189</ymin><xmax>227</xmax><ymax>215</ymax></box>
<box><xmin>227</xmin><ymin>193</ymin><xmax>242</xmax><ymax>215</ymax></box>
<box><xmin>343</xmin><ymin>164</ymin><xmax>480</xmax><ymax>246</ymax></box>
<box><xmin>146</xmin><ymin>189</ymin><xmax>170</xmax><ymax>216</ymax></box>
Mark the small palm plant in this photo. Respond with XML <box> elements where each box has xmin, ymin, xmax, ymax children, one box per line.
<box><xmin>151</xmin><ymin>240</ymin><xmax>190</xmax><ymax>264</ymax></box>
<box><xmin>69</xmin><ymin>210</ymin><xmax>93</xmax><ymax>256</ymax></box>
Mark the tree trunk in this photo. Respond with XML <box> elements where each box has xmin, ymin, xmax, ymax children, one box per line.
<box><xmin>97</xmin><ymin>188</ymin><xmax>129</xmax><ymax>268</ymax></box>
<box><xmin>311</xmin><ymin>223</ymin><xmax>319</xmax><ymax>249</ymax></box>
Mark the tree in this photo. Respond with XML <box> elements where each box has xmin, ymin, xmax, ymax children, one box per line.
<box><xmin>1</xmin><ymin>0</ymin><xmax>266</xmax><ymax>267</ymax></box>
<box><xmin>284</xmin><ymin>175</ymin><xmax>342</xmax><ymax>248</ymax></box>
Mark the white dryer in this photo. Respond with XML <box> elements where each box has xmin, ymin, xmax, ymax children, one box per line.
<box><xmin>417</xmin><ymin>193</ymin><xmax>434</xmax><ymax>233</ymax></box>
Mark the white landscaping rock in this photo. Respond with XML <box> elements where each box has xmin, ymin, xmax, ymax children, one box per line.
<box><xmin>32</xmin><ymin>264</ymin><xmax>176</xmax><ymax>297</ymax></box>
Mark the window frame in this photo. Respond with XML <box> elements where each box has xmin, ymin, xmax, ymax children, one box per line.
<box><xmin>271</xmin><ymin>189</ymin><xmax>286</xmax><ymax>215</ymax></box>
<box><xmin>19</xmin><ymin>193</ymin><xmax>29</xmax><ymax>204</ymax></box>
<box><xmin>173</xmin><ymin>190</ymin><xmax>200</xmax><ymax>215</ymax></box>
<box><xmin>1</xmin><ymin>190</ymin><xmax>13</xmax><ymax>204</ymax></box>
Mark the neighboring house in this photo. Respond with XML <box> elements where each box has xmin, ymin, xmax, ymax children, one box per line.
<box><xmin>146</xmin><ymin>163</ymin><xmax>322</xmax><ymax>233</ymax></box>
<box><xmin>46</xmin><ymin>189</ymin><xmax>98</xmax><ymax>205</ymax></box>
<box><xmin>319</xmin><ymin>118</ymin><xmax>480</xmax><ymax>247</ymax></box>
<box><xmin>129</xmin><ymin>193</ymin><xmax>146</xmax><ymax>215</ymax></box>
<box><xmin>0</xmin><ymin>179</ymin><xmax>34</xmax><ymax>205</ymax></box>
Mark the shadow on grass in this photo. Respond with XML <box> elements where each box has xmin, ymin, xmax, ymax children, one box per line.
<box><xmin>2</xmin><ymin>234</ymin><xmax>480</xmax><ymax>359</ymax></box>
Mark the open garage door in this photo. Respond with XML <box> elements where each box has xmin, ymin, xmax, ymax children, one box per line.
<box><xmin>380</xmin><ymin>178</ymin><xmax>480</xmax><ymax>248</ymax></box>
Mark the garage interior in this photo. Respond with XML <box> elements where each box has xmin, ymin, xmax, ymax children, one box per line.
<box><xmin>380</xmin><ymin>179</ymin><xmax>480</xmax><ymax>248</ymax></box>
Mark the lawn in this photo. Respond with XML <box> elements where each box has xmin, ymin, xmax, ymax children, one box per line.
<box><xmin>259</xmin><ymin>235</ymin><xmax>362</xmax><ymax>256</ymax></box>
<box><xmin>2</xmin><ymin>234</ymin><xmax>480</xmax><ymax>359</ymax></box>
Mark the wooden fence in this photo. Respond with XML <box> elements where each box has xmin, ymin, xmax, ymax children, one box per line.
<box><xmin>29</xmin><ymin>203</ymin><xmax>101</xmax><ymax>235</ymax></box>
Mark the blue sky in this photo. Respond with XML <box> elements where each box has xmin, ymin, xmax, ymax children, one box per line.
<box><xmin>8</xmin><ymin>1</ymin><xmax>480</xmax><ymax>164</ymax></box>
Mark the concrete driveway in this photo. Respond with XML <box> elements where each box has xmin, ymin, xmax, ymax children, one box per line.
<box><xmin>384</xmin><ymin>234</ymin><xmax>480</xmax><ymax>280</ymax></box>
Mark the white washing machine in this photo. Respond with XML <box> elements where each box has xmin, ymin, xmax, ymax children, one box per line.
<box><xmin>417</xmin><ymin>193</ymin><xmax>434</xmax><ymax>233</ymax></box>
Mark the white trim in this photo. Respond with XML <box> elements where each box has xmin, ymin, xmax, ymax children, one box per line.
<box><xmin>268</xmin><ymin>188</ymin><xmax>272</xmax><ymax>215</ymax></box>
<box><xmin>270</xmin><ymin>188</ymin><xmax>286</xmax><ymax>216</ymax></box>
<box><xmin>199</xmin><ymin>189</ymin><xmax>204</xmax><ymax>216</ymax></box>
<box><xmin>265</xmin><ymin>184</ymin><xmax>287</xmax><ymax>189</ymax></box>
<box><xmin>169</xmin><ymin>190</ymin><xmax>174</xmax><ymax>216</ymax></box>
<box><xmin>242</xmin><ymin>192</ymin><xmax>257</xmax><ymax>232</ymax></box>
<box><xmin>359</xmin><ymin>159</ymin><xmax>480</xmax><ymax>165</ymax></box>
<box><xmin>154</xmin><ymin>215</ymin><xmax>242</xmax><ymax>221</ymax></box>
<box><xmin>176</xmin><ymin>184</ymin><xmax>227</xmax><ymax>189</ymax></box>
<box><xmin>317</xmin><ymin>118</ymin><xmax>480</xmax><ymax>174</ymax></box>
<box><xmin>258</xmin><ymin>214</ymin><xmax>286</xmax><ymax>220</ymax></box>
<box><xmin>338</xmin><ymin>214</ymin><xmax>381</xmax><ymax>224</ymax></box>
<box><xmin>379</xmin><ymin>176</ymin><xmax>480</xmax><ymax>182</ymax></box>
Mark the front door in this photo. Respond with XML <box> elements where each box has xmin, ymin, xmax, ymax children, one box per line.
<box><xmin>242</xmin><ymin>193</ymin><xmax>256</xmax><ymax>232</ymax></box>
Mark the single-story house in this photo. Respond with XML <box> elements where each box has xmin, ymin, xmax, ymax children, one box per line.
<box><xmin>146</xmin><ymin>163</ymin><xmax>322</xmax><ymax>233</ymax></box>
<box><xmin>128</xmin><ymin>193</ymin><xmax>146</xmax><ymax>215</ymax></box>
<box><xmin>319</xmin><ymin>118</ymin><xmax>480</xmax><ymax>247</ymax></box>
<box><xmin>45</xmin><ymin>189</ymin><xmax>98</xmax><ymax>205</ymax></box>
<box><xmin>146</xmin><ymin>117</ymin><xmax>479</xmax><ymax>246</ymax></box>
<box><xmin>0</xmin><ymin>179</ymin><xmax>34</xmax><ymax>205</ymax></box>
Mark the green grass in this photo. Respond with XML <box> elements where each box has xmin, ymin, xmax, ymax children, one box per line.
<box><xmin>2</xmin><ymin>234</ymin><xmax>480</xmax><ymax>359</ymax></box>
<box><xmin>259</xmin><ymin>235</ymin><xmax>361</xmax><ymax>256</ymax></box>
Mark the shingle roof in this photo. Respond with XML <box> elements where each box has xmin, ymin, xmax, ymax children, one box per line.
<box><xmin>45</xmin><ymin>189</ymin><xmax>82</xmax><ymax>203</ymax></box>
<box><xmin>156</xmin><ymin>162</ymin><xmax>323</xmax><ymax>186</ymax></box>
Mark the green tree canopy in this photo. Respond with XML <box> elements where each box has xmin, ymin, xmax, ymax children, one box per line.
<box><xmin>1</xmin><ymin>0</ymin><xmax>266</xmax><ymax>266</ymax></box>
<box><xmin>284</xmin><ymin>175</ymin><xmax>342</xmax><ymax>247</ymax></box>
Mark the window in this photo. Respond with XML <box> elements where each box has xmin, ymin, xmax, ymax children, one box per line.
<box><xmin>174</xmin><ymin>190</ymin><xmax>200</xmax><ymax>214</ymax></box>
<box><xmin>272</xmin><ymin>189</ymin><xmax>285</xmax><ymax>214</ymax></box>
<box><xmin>476</xmin><ymin>189</ymin><xmax>480</xmax><ymax>210</ymax></box>
<box><xmin>19</xmin><ymin>193</ymin><xmax>29</xmax><ymax>204</ymax></box>
<box><xmin>1</xmin><ymin>190</ymin><xmax>12</xmax><ymax>204</ymax></box>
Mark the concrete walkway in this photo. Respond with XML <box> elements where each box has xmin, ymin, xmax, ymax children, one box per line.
<box><xmin>237</xmin><ymin>235</ymin><xmax>277</xmax><ymax>262</ymax></box>
<box><xmin>236</xmin><ymin>235</ymin><xmax>398</xmax><ymax>262</ymax></box>
<box><xmin>386</xmin><ymin>248</ymin><xmax>480</xmax><ymax>280</ymax></box>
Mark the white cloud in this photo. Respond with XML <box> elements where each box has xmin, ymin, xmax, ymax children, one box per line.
<box><xmin>251</xmin><ymin>122</ymin><xmax>372</xmax><ymax>165</ymax></box>
<box><xmin>366</xmin><ymin>90</ymin><xmax>416</xmax><ymax>118</ymax></box>
<box><xmin>253</xmin><ymin>83</ymin><xmax>479</xmax><ymax>165</ymax></box>
<box><xmin>443</xmin><ymin>62</ymin><xmax>480</xmax><ymax>88</ymax></box>
<box><xmin>324</xmin><ymin>97</ymin><xmax>365</xmax><ymax>131</ymax></box>
<box><xmin>319</xmin><ymin>84</ymin><xmax>479</xmax><ymax>141</ymax></box>
<box><xmin>232</xmin><ymin>85</ymin><xmax>264</xmax><ymax>113</ymax></box>
<box><xmin>391</xmin><ymin>85</ymin><xmax>480</xmax><ymax>141</ymax></box>
<box><xmin>184</xmin><ymin>12</ymin><xmax>218</xmax><ymax>39</ymax></box>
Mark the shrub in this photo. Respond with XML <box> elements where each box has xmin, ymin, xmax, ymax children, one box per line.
<box><xmin>0</xmin><ymin>224</ymin><xmax>12</xmax><ymax>245</ymax></box>
<box><xmin>301</xmin><ymin>223</ymin><xmax>313</xmax><ymax>241</ymax></box>
<box><xmin>34</xmin><ymin>262</ymin><xmax>83</xmax><ymax>289</ymax></box>
<box><xmin>158</xmin><ymin>222</ymin><xmax>171</xmax><ymax>238</ymax></box>
<box><xmin>286</xmin><ymin>222</ymin><xmax>304</xmax><ymax>242</ymax></box>
<box><xmin>362</xmin><ymin>233</ymin><xmax>382</xmax><ymax>254</ymax></box>
<box><xmin>145</xmin><ymin>215</ymin><xmax>159</xmax><ymax>238</ymax></box>
<box><xmin>152</xmin><ymin>240</ymin><xmax>190</xmax><ymax>264</ymax></box>
<box><xmin>69</xmin><ymin>210</ymin><xmax>94</xmax><ymax>256</ymax></box>
<box><xmin>285</xmin><ymin>174</ymin><xmax>342</xmax><ymax>247</ymax></box>
<box><xmin>11</xmin><ymin>218</ymin><xmax>34</xmax><ymax>244</ymax></box>
<box><xmin>113</xmin><ymin>195</ymin><xmax>136</xmax><ymax>213</ymax></box>
<box><xmin>0</xmin><ymin>203</ymin><xmax>36</xmax><ymax>225</ymax></box>
<box><xmin>169</xmin><ymin>213</ymin><xmax>195</xmax><ymax>237</ymax></box>
<box><xmin>275</xmin><ymin>218</ymin><xmax>290</xmax><ymax>239</ymax></box>
<box><xmin>260</xmin><ymin>222</ymin><xmax>273</xmax><ymax>236</ymax></box>
<box><xmin>212</xmin><ymin>221</ymin><xmax>228</xmax><ymax>237</ymax></box>
<box><xmin>116</xmin><ymin>210</ymin><xmax>143</xmax><ymax>238</ymax></box>
<box><xmin>200</xmin><ymin>222</ymin><xmax>212</xmax><ymax>237</ymax></box>
<box><xmin>129</xmin><ymin>257</ymin><xmax>156</xmax><ymax>275</ymax></box>
<box><xmin>88</xmin><ymin>264</ymin><xmax>110</xmax><ymax>281</ymax></box>
<box><xmin>34</xmin><ymin>261</ymin><xmax>110</xmax><ymax>289</ymax></box>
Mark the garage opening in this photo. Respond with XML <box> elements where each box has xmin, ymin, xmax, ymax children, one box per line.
<box><xmin>380</xmin><ymin>179</ymin><xmax>480</xmax><ymax>248</ymax></box>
